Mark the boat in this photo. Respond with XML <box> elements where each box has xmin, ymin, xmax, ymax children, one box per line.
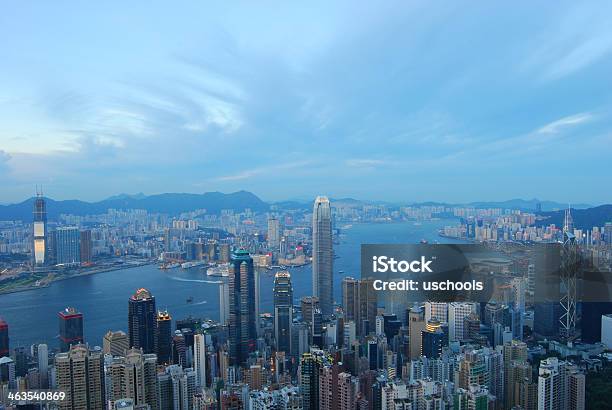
<box><xmin>186</xmin><ymin>296</ymin><xmax>194</xmax><ymax>303</ymax></box>
<box><xmin>206</xmin><ymin>264</ymin><xmax>229</xmax><ymax>277</ymax></box>
<box><xmin>159</xmin><ymin>262</ymin><xmax>181</xmax><ymax>270</ymax></box>
<box><xmin>420</xmin><ymin>239</ymin><xmax>429</xmax><ymax>244</ymax></box>
<box><xmin>181</xmin><ymin>260</ymin><xmax>207</xmax><ymax>269</ymax></box>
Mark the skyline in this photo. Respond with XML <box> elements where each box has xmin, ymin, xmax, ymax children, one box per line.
<box><xmin>1</xmin><ymin>2</ymin><xmax>612</xmax><ymax>203</ymax></box>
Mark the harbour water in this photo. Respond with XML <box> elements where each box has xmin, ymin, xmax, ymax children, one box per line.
<box><xmin>0</xmin><ymin>220</ymin><xmax>462</xmax><ymax>348</ymax></box>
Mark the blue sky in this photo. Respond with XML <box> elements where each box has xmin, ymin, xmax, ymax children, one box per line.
<box><xmin>1</xmin><ymin>2</ymin><xmax>611</xmax><ymax>204</ymax></box>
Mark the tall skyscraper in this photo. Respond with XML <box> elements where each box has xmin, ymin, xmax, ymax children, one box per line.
<box><xmin>55</xmin><ymin>345</ymin><xmax>105</xmax><ymax>410</ymax></box>
<box><xmin>0</xmin><ymin>318</ymin><xmax>8</xmax><ymax>357</ymax></box>
<box><xmin>58</xmin><ymin>307</ymin><xmax>84</xmax><ymax>352</ymax></box>
<box><xmin>79</xmin><ymin>229</ymin><xmax>93</xmax><ymax>264</ymax></box>
<box><xmin>273</xmin><ymin>271</ymin><xmax>293</xmax><ymax>354</ymax></box>
<box><xmin>32</xmin><ymin>191</ymin><xmax>47</xmax><ymax>266</ymax></box>
<box><xmin>312</xmin><ymin>196</ymin><xmax>333</xmax><ymax>318</ymax></box>
<box><xmin>267</xmin><ymin>216</ymin><xmax>281</xmax><ymax>250</ymax></box>
<box><xmin>228</xmin><ymin>249</ymin><xmax>256</xmax><ymax>366</ymax></box>
<box><xmin>408</xmin><ymin>306</ymin><xmax>425</xmax><ymax>360</ymax></box>
<box><xmin>194</xmin><ymin>333</ymin><xmax>207</xmax><ymax>388</ymax></box>
<box><xmin>448</xmin><ymin>302</ymin><xmax>478</xmax><ymax>342</ymax></box>
<box><xmin>155</xmin><ymin>310</ymin><xmax>172</xmax><ymax>364</ymax></box>
<box><xmin>37</xmin><ymin>343</ymin><xmax>49</xmax><ymax>388</ymax></box>
<box><xmin>55</xmin><ymin>226</ymin><xmax>81</xmax><ymax>265</ymax></box>
<box><xmin>342</xmin><ymin>277</ymin><xmax>359</xmax><ymax>322</ymax></box>
<box><xmin>128</xmin><ymin>288</ymin><xmax>156</xmax><ymax>354</ymax></box>
<box><xmin>219</xmin><ymin>282</ymin><xmax>230</xmax><ymax>326</ymax></box>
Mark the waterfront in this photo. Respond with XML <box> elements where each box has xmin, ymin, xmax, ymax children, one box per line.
<box><xmin>0</xmin><ymin>220</ymin><xmax>461</xmax><ymax>348</ymax></box>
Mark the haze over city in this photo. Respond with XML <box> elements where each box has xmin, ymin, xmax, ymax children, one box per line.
<box><xmin>1</xmin><ymin>2</ymin><xmax>612</xmax><ymax>203</ymax></box>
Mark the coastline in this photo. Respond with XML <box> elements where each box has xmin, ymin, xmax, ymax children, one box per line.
<box><xmin>0</xmin><ymin>260</ymin><xmax>154</xmax><ymax>296</ymax></box>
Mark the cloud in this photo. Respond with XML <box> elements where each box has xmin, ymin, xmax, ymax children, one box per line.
<box><xmin>213</xmin><ymin>160</ymin><xmax>314</xmax><ymax>182</ymax></box>
<box><xmin>536</xmin><ymin>112</ymin><xmax>594</xmax><ymax>134</ymax></box>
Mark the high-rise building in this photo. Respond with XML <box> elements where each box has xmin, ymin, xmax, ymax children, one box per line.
<box><xmin>79</xmin><ymin>230</ymin><xmax>93</xmax><ymax>264</ymax></box>
<box><xmin>338</xmin><ymin>372</ymin><xmax>358</xmax><ymax>410</ymax></box>
<box><xmin>228</xmin><ymin>249</ymin><xmax>256</xmax><ymax>366</ymax></box>
<box><xmin>128</xmin><ymin>288</ymin><xmax>156</xmax><ymax>354</ymax></box>
<box><xmin>58</xmin><ymin>307</ymin><xmax>84</xmax><ymax>352</ymax></box>
<box><xmin>408</xmin><ymin>306</ymin><xmax>426</xmax><ymax>360</ymax></box>
<box><xmin>32</xmin><ymin>192</ymin><xmax>47</xmax><ymax>266</ymax></box>
<box><xmin>273</xmin><ymin>271</ymin><xmax>293</xmax><ymax>354</ymax></box>
<box><xmin>602</xmin><ymin>314</ymin><xmax>612</xmax><ymax>349</ymax></box>
<box><xmin>103</xmin><ymin>330</ymin><xmax>129</xmax><ymax>357</ymax></box>
<box><xmin>157</xmin><ymin>365</ymin><xmax>196</xmax><ymax>410</ymax></box>
<box><xmin>107</xmin><ymin>348</ymin><xmax>158</xmax><ymax>409</ymax></box>
<box><xmin>342</xmin><ymin>277</ymin><xmax>359</xmax><ymax>322</ymax></box>
<box><xmin>267</xmin><ymin>216</ymin><xmax>281</xmax><ymax>250</ymax></box>
<box><xmin>156</xmin><ymin>310</ymin><xmax>172</xmax><ymax>364</ymax></box>
<box><xmin>421</xmin><ymin>319</ymin><xmax>445</xmax><ymax>359</ymax></box>
<box><xmin>37</xmin><ymin>343</ymin><xmax>48</xmax><ymax>388</ymax></box>
<box><xmin>312</xmin><ymin>196</ymin><xmax>333</xmax><ymax>318</ymax></box>
<box><xmin>425</xmin><ymin>301</ymin><xmax>448</xmax><ymax>323</ymax></box>
<box><xmin>55</xmin><ymin>344</ymin><xmax>105</xmax><ymax>410</ymax></box>
<box><xmin>0</xmin><ymin>318</ymin><xmax>8</xmax><ymax>357</ymax></box>
<box><xmin>55</xmin><ymin>226</ymin><xmax>81</xmax><ymax>265</ymax></box>
<box><xmin>301</xmin><ymin>296</ymin><xmax>319</xmax><ymax>325</ymax></box>
<box><xmin>194</xmin><ymin>333</ymin><xmax>207</xmax><ymax>388</ymax></box>
<box><xmin>448</xmin><ymin>302</ymin><xmax>478</xmax><ymax>342</ymax></box>
<box><xmin>358</xmin><ymin>279</ymin><xmax>378</xmax><ymax>336</ymax></box>
<box><xmin>219</xmin><ymin>282</ymin><xmax>230</xmax><ymax>326</ymax></box>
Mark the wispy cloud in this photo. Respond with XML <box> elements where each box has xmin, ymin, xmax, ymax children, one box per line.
<box><xmin>536</xmin><ymin>112</ymin><xmax>594</xmax><ymax>134</ymax></box>
<box><xmin>214</xmin><ymin>160</ymin><xmax>313</xmax><ymax>182</ymax></box>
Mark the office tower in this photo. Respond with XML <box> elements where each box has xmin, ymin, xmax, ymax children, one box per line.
<box><xmin>58</xmin><ymin>307</ymin><xmax>84</xmax><ymax>352</ymax></box>
<box><xmin>421</xmin><ymin>319</ymin><xmax>445</xmax><ymax>359</ymax></box>
<box><xmin>512</xmin><ymin>277</ymin><xmax>526</xmax><ymax>312</ymax></box>
<box><xmin>157</xmin><ymin>365</ymin><xmax>196</xmax><ymax>410</ymax></box>
<box><xmin>312</xmin><ymin>196</ymin><xmax>333</xmax><ymax>318</ymax></box>
<box><xmin>0</xmin><ymin>318</ymin><xmax>8</xmax><ymax>357</ymax></box>
<box><xmin>103</xmin><ymin>330</ymin><xmax>129</xmax><ymax>357</ymax></box>
<box><xmin>408</xmin><ymin>306</ymin><xmax>425</xmax><ymax>360</ymax></box>
<box><xmin>172</xmin><ymin>330</ymin><xmax>187</xmax><ymax>367</ymax></box>
<box><xmin>301</xmin><ymin>296</ymin><xmax>319</xmax><ymax>325</ymax></box>
<box><xmin>424</xmin><ymin>301</ymin><xmax>448</xmax><ymax>323</ymax></box>
<box><xmin>55</xmin><ymin>226</ymin><xmax>81</xmax><ymax>265</ymax></box>
<box><xmin>219</xmin><ymin>282</ymin><xmax>230</xmax><ymax>325</ymax></box>
<box><xmin>534</xmin><ymin>244</ymin><xmax>561</xmax><ymax>338</ymax></box>
<box><xmin>32</xmin><ymin>191</ymin><xmax>47</xmax><ymax>266</ymax></box>
<box><xmin>156</xmin><ymin>310</ymin><xmax>172</xmax><ymax>364</ymax></box>
<box><xmin>55</xmin><ymin>345</ymin><xmax>105</xmax><ymax>410</ymax></box>
<box><xmin>267</xmin><ymin>216</ymin><xmax>281</xmax><ymax>250</ymax></box>
<box><xmin>299</xmin><ymin>351</ymin><xmax>329</xmax><ymax>410</ymax></box>
<box><xmin>128</xmin><ymin>288</ymin><xmax>156</xmax><ymax>354</ymax></box>
<box><xmin>107</xmin><ymin>348</ymin><xmax>158</xmax><ymax>409</ymax></box>
<box><xmin>37</xmin><ymin>343</ymin><xmax>48</xmax><ymax>388</ymax></box>
<box><xmin>448</xmin><ymin>302</ymin><xmax>478</xmax><ymax>342</ymax></box>
<box><xmin>274</xmin><ymin>271</ymin><xmax>293</xmax><ymax>354</ymax></box>
<box><xmin>194</xmin><ymin>333</ymin><xmax>207</xmax><ymax>388</ymax></box>
<box><xmin>342</xmin><ymin>277</ymin><xmax>359</xmax><ymax>321</ymax></box>
<box><xmin>79</xmin><ymin>230</ymin><xmax>93</xmax><ymax>264</ymax></box>
<box><xmin>359</xmin><ymin>279</ymin><xmax>378</xmax><ymax>336</ymax></box>
<box><xmin>228</xmin><ymin>249</ymin><xmax>256</xmax><ymax>366</ymax></box>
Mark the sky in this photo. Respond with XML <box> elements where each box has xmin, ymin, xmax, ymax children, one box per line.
<box><xmin>1</xmin><ymin>2</ymin><xmax>611</xmax><ymax>204</ymax></box>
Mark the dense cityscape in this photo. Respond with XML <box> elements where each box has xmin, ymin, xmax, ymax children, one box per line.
<box><xmin>0</xmin><ymin>192</ymin><xmax>611</xmax><ymax>410</ymax></box>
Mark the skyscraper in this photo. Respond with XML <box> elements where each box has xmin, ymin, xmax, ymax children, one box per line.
<box><xmin>194</xmin><ymin>333</ymin><xmax>207</xmax><ymax>388</ymax></box>
<box><xmin>58</xmin><ymin>307</ymin><xmax>84</xmax><ymax>352</ymax></box>
<box><xmin>155</xmin><ymin>310</ymin><xmax>172</xmax><ymax>364</ymax></box>
<box><xmin>107</xmin><ymin>348</ymin><xmax>158</xmax><ymax>410</ymax></box>
<box><xmin>312</xmin><ymin>196</ymin><xmax>333</xmax><ymax>318</ymax></box>
<box><xmin>448</xmin><ymin>302</ymin><xmax>478</xmax><ymax>342</ymax></box>
<box><xmin>55</xmin><ymin>226</ymin><xmax>81</xmax><ymax>265</ymax></box>
<box><xmin>128</xmin><ymin>288</ymin><xmax>156</xmax><ymax>354</ymax></box>
<box><xmin>80</xmin><ymin>229</ymin><xmax>93</xmax><ymax>264</ymax></box>
<box><xmin>55</xmin><ymin>345</ymin><xmax>105</xmax><ymax>410</ymax></box>
<box><xmin>32</xmin><ymin>192</ymin><xmax>47</xmax><ymax>266</ymax></box>
<box><xmin>103</xmin><ymin>330</ymin><xmax>129</xmax><ymax>357</ymax></box>
<box><xmin>267</xmin><ymin>216</ymin><xmax>281</xmax><ymax>250</ymax></box>
<box><xmin>0</xmin><ymin>318</ymin><xmax>8</xmax><ymax>357</ymax></box>
<box><xmin>37</xmin><ymin>343</ymin><xmax>49</xmax><ymax>388</ymax></box>
<box><xmin>228</xmin><ymin>249</ymin><xmax>256</xmax><ymax>366</ymax></box>
<box><xmin>273</xmin><ymin>271</ymin><xmax>293</xmax><ymax>354</ymax></box>
<box><xmin>219</xmin><ymin>282</ymin><xmax>230</xmax><ymax>326</ymax></box>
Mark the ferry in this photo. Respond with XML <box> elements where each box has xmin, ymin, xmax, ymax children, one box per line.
<box><xmin>159</xmin><ymin>262</ymin><xmax>181</xmax><ymax>270</ymax></box>
<box><xmin>181</xmin><ymin>260</ymin><xmax>207</xmax><ymax>269</ymax></box>
<box><xmin>206</xmin><ymin>264</ymin><xmax>229</xmax><ymax>277</ymax></box>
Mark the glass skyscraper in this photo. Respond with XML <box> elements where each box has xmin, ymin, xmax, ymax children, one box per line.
<box><xmin>312</xmin><ymin>196</ymin><xmax>333</xmax><ymax>318</ymax></box>
<box><xmin>55</xmin><ymin>226</ymin><xmax>81</xmax><ymax>265</ymax></box>
<box><xmin>58</xmin><ymin>307</ymin><xmax>84</xmax><ymax>352</ymax></box>
<box><xmin>228</xmin><ymin>249</ymin><xmax>256</xmax><ymax>366</ymax></box>
<box><xmin>128</xmin><ymin>288</ymin><xmax>156</xmax><ymax>354</ymax></box>
<box><xmin>273</xmin><ymin>271</ymin><xmax>293</xmax><ymax>354</ymax></box>
<box><xmin>32</xmin><ymin>193</ymin><xmax>47</xmax><ymax>266</ymax></box>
